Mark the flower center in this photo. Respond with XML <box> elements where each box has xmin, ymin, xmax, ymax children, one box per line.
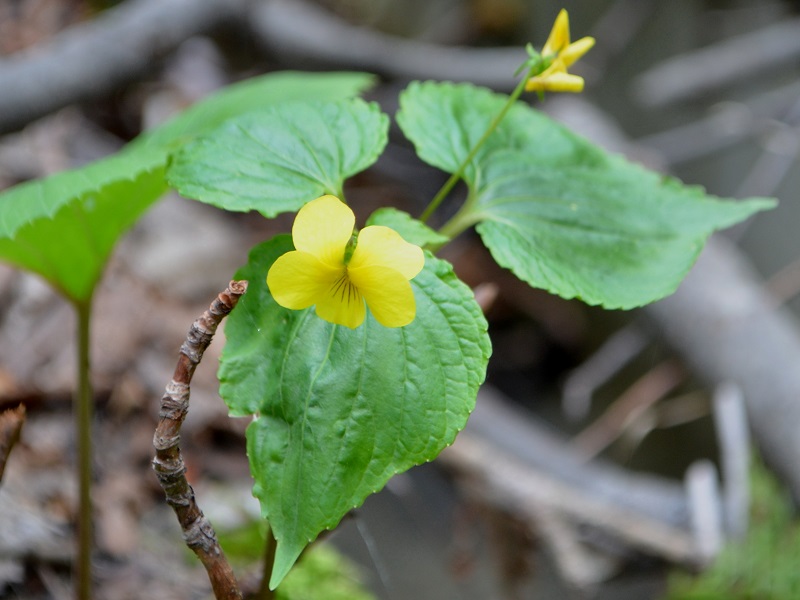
<box><xmin>331</xmin><ymin>271</ymin><xmax>360</xmax><ymax>305</ymax></box>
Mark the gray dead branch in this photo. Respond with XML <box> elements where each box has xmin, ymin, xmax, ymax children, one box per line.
<box><xmin>637</xmin><ymin>81</ymin><xmax>800</xmax><ymax>167</ymax></box>
<box><xmin>561</xmin><ymin>323</ymin><xmax>649</xmax><ymax>422</ymax></box>
<box><xmin>633</xmin><ymin>17</ymin><xmax>800</xmax><ymax>107</ymax></box>
<box><xmin>0</xmin><ymin>0</ymin><xmax>248</xmax><ymax>135</ymax></box>
<box><xmin>0</xmin><ymin>0</ymin><xmax>530</xmax><ymax>136</ymax></box>
<box><xmin>647</xmin><ymin>235</ymin><xmax>800</xmax><ymax>502</ymax></box>
<box><xmin>712</xmin><ymin>383</ymin><xmax>750</xmax><ymax>540</ymax></box>
<box><xmin>442</xmin><ymin>386</ymin><xmax>716</xmax><ymax>588</ymax></box>
<box><xmin>685</xmin><ymin>461</ymin><xmax>723</xmax><ymax>564</ymax></box>
<box><xmin>248</xmin><ymin>0</ymin><xmax>522</xmax><ymax>90</ymax></box>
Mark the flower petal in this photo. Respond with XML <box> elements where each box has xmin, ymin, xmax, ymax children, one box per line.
<box><xmin>267</xmin><ymin>251</ymin><xmax>342</xmax><ymax>309</ymax></box>
<box><xmin>349</xmin><ymin>226</ymin><xmax>424</xmax><ymax>280</ymax></box>
<box><xmin>561</xmin><ymin>36</ymin><xmax>595</xmax><ymax>68</ymax></box>
<box><xmin>542</xmin><ymin>9</ymin><xmax>570</xmax><ymax>56</ymax></box>
<box><xmin>314</xmin><ymin>275</ymin><xmax>366</xmax><ymax>329</ymax></box>
<box><xmin>349</xmin><ymin>265</ymin><xmax>417</xmax><ymax>328</ymax></box>
<box><xmin>292</xmin><ymin>195</ymin><xmax>354</xmax><ymax>267</ymax></box>
<box><xmin>525</xmin><ymin>71</ymin><xmax>585</xmax><ymax>93</ymax></box>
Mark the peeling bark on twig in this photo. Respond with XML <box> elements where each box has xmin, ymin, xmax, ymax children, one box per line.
<box><xmin>0</xmin><ymin>404</ymin><xmax>25</xmax><ymax>483</ymax></box>
<box><xmin>152</xmin><ymin>280</ymin><xmax>247</xmax><ymax>600</ymax></box>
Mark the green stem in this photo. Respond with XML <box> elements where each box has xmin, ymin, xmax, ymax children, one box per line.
<box><xmin>74</xmin><ymin>299</ymin><xmax>94</xmax><ymax>600</ymax></box>
<box><xmin>437</xmin><ymin>194</ymin><xmax>482</xmax><ymax>240</ymax></box>
<box><xmin>418</xmin><ymin>69</ymin><xmax>534</xmax><ymax>225</ymax></box>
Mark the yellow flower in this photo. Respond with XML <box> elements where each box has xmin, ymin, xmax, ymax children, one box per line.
<box><xmin>267</xmin><ymin>195</ymin><xmax>424</xmax><ymax>329</ymax></box>
<box><xmin>525</xmin><ymin>9</ymin><xmax>595</xmax><ymax>93</ymax></box>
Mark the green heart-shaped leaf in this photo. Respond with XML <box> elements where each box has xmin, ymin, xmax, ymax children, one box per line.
<box><xmin>474</xmin><ymin>150</ymin><xmax>775</xmax><ymax>308</ymax></box>
<box><xmin>219</xmin><ymin>236</ymin><xmax>490</xmax><ymax>588</ymax></box>
<box><xmin>167</xmin><ymin>99</ymin><xmax>389</xmax><ymax>217</ymax></box>
<box><xmin>0</xmin><ymin>155</ymin><xmax>166</xmax><ymax>301</ymax></box>
<box><xmin>396</xmin><ymin>81</ymin><xmax>775</xmax><ymax>308</ymax></box>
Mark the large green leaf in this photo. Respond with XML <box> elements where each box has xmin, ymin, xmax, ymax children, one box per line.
<box><xmin>0</xmin><ymin>71</ymin><xmax>375</xmax><ymax>302</ymax></box>
<box><xmin>219</xmin><ymin>236</ymin><xmax>490</xmax><ymax>588</ymax></box>
<box><xmin>396</xmin><ymin>81</ymin><xmax>776</xmax><ymax>308</ymax></box>
<box><xmin>167</xmin><ymin>99</ymin><xmax>389</xmax><ymax>217</ymax></box>
<box><xmin>474</xmin><ymin>150</ymin><xmax>774</xmax><ymax>308</ymax></box>
<box><xmin>0</xmin><ymin>149</ymin><xmax>168</xmax><ymax>302</ymax></box>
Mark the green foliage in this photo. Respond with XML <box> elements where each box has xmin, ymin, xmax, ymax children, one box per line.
<box><xmin>0</xmin><ymin>71</ymin><xmax>374</xmax><ymax>303</ymax></box>
<box><xmin>0</xmin><ymin>149</ymin><xmax>167</xmax><ymax>302</ymax></box>
<box><xmin>167</xmin><ymin>99</ymin><xmax>389</xmax><ymax>217</ymax></box>
<box><xmin>278</xmin><ymin>544</ymin><xmax>377</xmax><ymax>600</ymax></box>
<box><xmin>217</xmin><ymin>524</ymin><xmax>376</xmax><ymax>600</ymax></box>
<box><xmin>396</xmin><ymin>81</ymin><xmax>775</xmax><ymax>308</ymax></box>
<box><xmin>3</xmin><ymin>57</ymin><xmax>777</xmax><ymax>597</ymax></box>
<box><xmin>220</xmin><ymin>236</ymin><xmax>491</xmax><ymax>588</ymax></box>
<box><xmin>665</xmin><ymin>460</ymin><xmax>800</xmax><ymax>600</ymax></box>
<box><xmin>473</xmin><ymin>150</ymin><xmax>772</xmax><ymax>308</ymax></box>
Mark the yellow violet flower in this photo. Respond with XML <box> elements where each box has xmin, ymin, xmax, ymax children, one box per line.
<box><xmin>267</xmin><ymin>195</ymin><xmax>425</xmax><ymax>329</ymax></box>
<box><xmin>525</xmin><ymin>9</ymin><xmax>595</xmax><ymax>93</ymax></box>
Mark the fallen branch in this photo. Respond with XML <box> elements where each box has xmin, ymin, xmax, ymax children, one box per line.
<box><xmin>152</xmin><ymin>280</ymin><xmax>248</xmax><ymax>600</ymax></box>
<box><xmin>441</xmin><ymin>389</ymin><xmax>700</xmax><ymax>567</ymax></box>
<box><xmin>646</xmin><ymin>235</ymin><xmax>800</xmax><ymax>504</ymax></box>
<box><xmin>712</xmin><ymin>383</ymin><xmax>749</xmax><ymax>539</ymax></box>
<box><xmin>561</xmin><ymin>323</ymin><xmax>649</xmax><ymax>421</ymax></box>
<box><xmin>249</xmin><ymin>0</ymin><xmax>523</xmax><ymax>90</ymax></box>
<box><xmin>0</xmin><ymin>0</ymin><xmax>248</xmax><ymax>134</ymax></box>
<box><xmin>572</xmin><ymin>359</ymin><xmax>685</xmax><ymax>459</ymax></box>
<box><xmin>439</xmin><ymin>385</ymin><xmax>744</xmax><ymax>587</ymax></box>
<box><xmin>633</xmin><ymin>17</ymin><xmax>800</xmax><ymax>107</ymax></box>
<box><xmin>449</xmin><ymin>386</ymin><xmax>692</xmax><ymax>528</ymax></box>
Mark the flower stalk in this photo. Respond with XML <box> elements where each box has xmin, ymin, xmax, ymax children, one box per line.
<box><xmin>420</xmin><ymin>8</ymin><xmax>594</xmax><ymax>235</ymax></box>
<box><xmin>418</xmin><ymin>72</ymin><xmax>532</xmax><ymax>226</ymax></box>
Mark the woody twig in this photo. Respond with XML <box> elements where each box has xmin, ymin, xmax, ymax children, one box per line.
<box><xmin>152</xmin><ymin>280</ymin><xmax>248</xmax><ymax>600</ymax></box>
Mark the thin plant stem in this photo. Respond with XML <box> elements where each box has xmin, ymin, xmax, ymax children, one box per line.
<box><xmin>418</xmin><ymin>69</ymin><xmax>534</xmax><ymax>225</ymax></box>
<box><xmin>74</xmin><ymin>298</ymin><xmax>94</xmax><ymax>600</ymax></box>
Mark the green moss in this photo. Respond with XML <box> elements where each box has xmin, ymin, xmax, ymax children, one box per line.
<box><xmin>217</xmin><ymin>522</ymin><xmax>376</xmax><ymax>599</ymax></box>
<box><xmin>278</xmin><ymin>544</ymin><xmax>376</xmax><ymax>600</ymax></box>
<box><xmin>664</xmin><ymin>458</ymin><xmax>800</xmax><ymax>600</ymax></box>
